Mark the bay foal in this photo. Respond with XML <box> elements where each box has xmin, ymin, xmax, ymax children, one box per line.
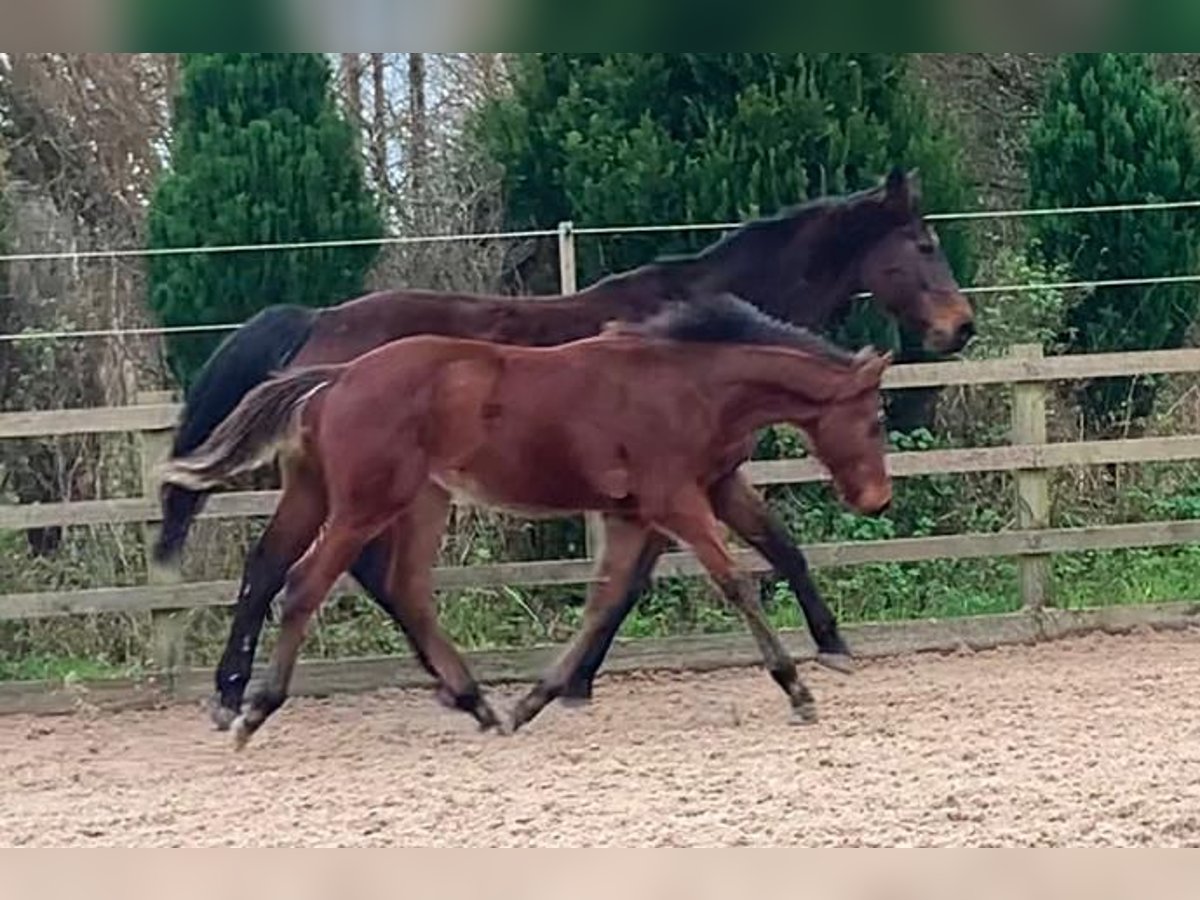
<box><xmin>161</xmin><ymin>294</ymin><xmax>893</xmax><ymax>747</ymax></box>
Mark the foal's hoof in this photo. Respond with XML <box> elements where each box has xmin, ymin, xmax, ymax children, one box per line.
<box><xmin>815</xmin><ymin>651</ymin><xmax>856</xmax><ymax>675</ymax></box>
<box><xmin>230</xmin><ymin>715</ymin><xmax>257</xmax><ymax>752</ymax></box>
<box><xmin>790</xmin><ymin>702</ymin><xmax>819</xmax><ymax>726</ymax></box>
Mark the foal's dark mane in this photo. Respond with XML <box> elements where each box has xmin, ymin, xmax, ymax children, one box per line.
<box><xmin>620</xmin><ymin>293</ymin><xmax>857</xmax><ymax>366</ymax></box>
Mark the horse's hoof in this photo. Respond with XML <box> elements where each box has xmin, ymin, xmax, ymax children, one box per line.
<box><xmin>816</xmin><ymin>651</ymin><xmax>855</xmax><ymax>675</ymax></box>
<box><xmin>209</xmin><ymin>699</ymin><xmax>240</xmax><ymax>732</ymax></box>
<box><xmin>558</xmin><ymin>694</ymin><xmax>592</xmax><ymax>709</ymax></box>
<box><xmin>475</xmin><ymin>700</ymin><xmax>505</xmax><ymax>734</ymax></box>
<box><xmin>790</xmin><ymin>703</ymin><xmax>819</xmax><ymax>726</ymax></box>
<box><xmin>230</xmin><ymin>715</ymin><xmax>255</xmax><ymax>752</ymax></box>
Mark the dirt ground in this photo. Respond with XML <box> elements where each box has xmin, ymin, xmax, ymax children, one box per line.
<box><xmin>4</xmin><ymin>629</ymin><xmax>1200</xmax><ymax>847</ymax></box>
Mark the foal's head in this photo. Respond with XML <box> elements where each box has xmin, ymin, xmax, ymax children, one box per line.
<box><xmin>855</xmin><ymin>168</ymin><xmax>975</xmax><ymax>355</ymax></box>
<box><xmin>806</xmin><ymin>348</ymin><xmax>893</xmax><ymax>516</ymax></box>
<box><xmin>622</xmin><ymin>294</ymin><xmax>894</xmax><ymax>515</ymax></box>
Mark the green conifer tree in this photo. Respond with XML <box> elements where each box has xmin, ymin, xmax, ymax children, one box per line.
<box><xmin>147</xmin><ymin>53</ymin><xmax>382</xmax><ymax>387</ymax></box>
<box><xmin>1029</xmin><ymin>53</ymin><xmax>1200</xmax><ymax>431</ymax></box>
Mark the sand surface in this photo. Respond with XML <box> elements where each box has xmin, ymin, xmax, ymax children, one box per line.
<box><xmin>4</xmin><ymin>629</ymin><xmax>1200</xmax><ymax>847</ymax></box>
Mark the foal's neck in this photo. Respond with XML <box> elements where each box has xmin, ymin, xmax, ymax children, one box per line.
<box><xmin>708</xmin><ymin>347</ymin><xmax>852</xmax><ymax>438</ymax></box>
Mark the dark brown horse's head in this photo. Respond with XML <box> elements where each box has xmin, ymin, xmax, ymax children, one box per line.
<box><xmin>858</xmin><ymin>168</ymin><xmax>975</xmax><ymax>355</ymax></box>
<box><xmin>807</xmin><ymin>348</ymin><xmax>894</xmax><ymax>516</ymax></box>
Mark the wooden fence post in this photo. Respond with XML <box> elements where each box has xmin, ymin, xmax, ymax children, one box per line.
<box><xmin>1010</xmin><ymin>343</ymin><xmax>1051</xmax><ymax>610</ymax></box>
<box><xmin>138</xmin><ymin>389</ymin><xmax>187</xmax><ymax>691</ymax></box>
<box><xmin>558</xmin><ymin>220</ymin><xmax>602</xmax><ymax>560</ymax></box>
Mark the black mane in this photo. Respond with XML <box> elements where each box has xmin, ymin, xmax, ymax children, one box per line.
<box><xmin>620</xmin><ymin>292</ymin><xmax>857</xmax><ymax>365</ymax></box>
<box><xmin>585</xmin><ymin>179</ymin><xmax>903</xmax><ymax>323</ymax></box>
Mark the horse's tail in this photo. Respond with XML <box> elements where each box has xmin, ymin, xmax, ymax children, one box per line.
<box><xmin>153</xmin><ymin>304</ymin><xmax>318</xmax><ymax>562</ymax></box>
<box><xmin>158</xmin><ymin>364</ymin><xmax>343</xmax><ymax>494</ymax></box>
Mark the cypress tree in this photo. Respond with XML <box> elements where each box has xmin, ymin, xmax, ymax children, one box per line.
<box><xmin>147</xmin><ymin>53</ymin><xmax>382</xmax><ymax>387</ymax></box>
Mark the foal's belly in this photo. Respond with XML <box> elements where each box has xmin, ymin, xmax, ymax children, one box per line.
<box><xmin>430</xmin><ymin>461</ymin><xmax>622</xmax><ymax>519</ymax></box>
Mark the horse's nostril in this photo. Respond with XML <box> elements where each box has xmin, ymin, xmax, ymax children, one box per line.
<box><xmin>957</xmin><ymin>321</ymin><xmax>977</xmax><ymax>343</ymax></box>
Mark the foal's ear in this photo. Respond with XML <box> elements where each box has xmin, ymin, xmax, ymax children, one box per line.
<box><xmin>852</xmin><ymin>348</ymin><xmax>892</xmax><ymax>386</ymax></box>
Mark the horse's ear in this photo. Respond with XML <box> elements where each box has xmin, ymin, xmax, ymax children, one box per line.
<box><xmin>884</xmin><ymin>166</ymin><xmax>920</xmax><ymax>215</ymax></box>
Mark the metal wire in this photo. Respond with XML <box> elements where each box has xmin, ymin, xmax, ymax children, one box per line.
<box><xmin>4</xmin><ymin>272</ymin><xmax>1197</xmax><ymax>344</ymax></box>
<box><xmin>2</xmin><ymin>196</ymin><xmax>1198</xmax><ymax>265</ymax></box>
<box><xmin>4</xmin><ymin>196</ymin><xmax>1200</xmax><ymax>343</ymax></box>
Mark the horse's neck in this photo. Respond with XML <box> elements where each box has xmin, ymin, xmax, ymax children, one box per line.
<box><xmin>687</xmin><ymin>201</ymin><xmax>894</xmax><ymax>329</ymax></box>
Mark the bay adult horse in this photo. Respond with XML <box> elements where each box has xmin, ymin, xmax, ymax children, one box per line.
<box><xmin>160</xmin><ymin>294</ymin><xmax>894</xmax><ymax>746</ymax></box>
<box><xmin>157</xmin><ymin>168</ymin><xmax>973</xmax><ymax>729</ymax></box>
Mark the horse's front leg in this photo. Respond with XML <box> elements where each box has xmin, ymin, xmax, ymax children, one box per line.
<box><xmin>710</xmin><ymin>471</ymin><xmax>853</xmax><ymax>673</ymax></box>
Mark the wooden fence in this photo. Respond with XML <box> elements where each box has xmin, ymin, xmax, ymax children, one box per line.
<box><xmin>5</xmin><ymin>342</ymin><xmax>1200</xmax><ymax>713</ymax></box>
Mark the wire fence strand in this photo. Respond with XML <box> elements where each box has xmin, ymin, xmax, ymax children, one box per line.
<box><xmin>2</xmin><ymin>197</ymin><xmax>1199</xmax><ymax>265</ymax></box>
<box><xmin>4</xmin><ymin>196</ymin><xmax>1200</xmax><ymax>342</ymax></box>
<box><xmin>4</xmin><ymin>272</ymin><xmax>1199</xmax><ymax>344</ymax></box>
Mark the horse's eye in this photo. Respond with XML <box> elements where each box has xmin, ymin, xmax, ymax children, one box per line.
<box><xmin>917</xmin><ymin>242</ymin><xmax>936</xmax><ymax>255</ymax></box>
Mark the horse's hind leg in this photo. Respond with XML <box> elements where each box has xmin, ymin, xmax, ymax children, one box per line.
<box><xmin>560</xmin><ymin>531</ymin><xmax>671</xmax><ymax>704</ymax></box>
<box><xmin>231</xmin><ymin>517</ymin><xmax>377</xmax><ymax>750</ymax></box>
<box><xmin>709</xmin><ymin>471</ymin><xmax>853</xmax><ymax>673</ymax></box>
<box><xmin>510</xmin><ymin>515</ymin><xmax>651</xmax><ymax>733</ymax></box>
<box><xmin>380</xmin><ymin>485</ymin><xmax>501</xmax><ymax>731</ymax></box>
<box><xmin>658</xmin><ymin>487</ymin><xmax>817</xmax><ymax>725</ymax></box>
<box><xmin>211</xmin><ymin>455</ymin><xmax>326</xmax><ymax>730</ymax></box>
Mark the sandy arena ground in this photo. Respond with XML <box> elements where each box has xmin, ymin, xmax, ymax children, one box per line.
<box><xmin>4</xmin><ymin>629</ymin><xmax>1200</xmax><ymax>847</ymax></box>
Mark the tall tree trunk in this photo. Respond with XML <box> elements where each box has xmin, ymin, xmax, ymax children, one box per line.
<box><xmin>370</xmin><ymin>53</ymin><xmax>389</xmax><ymax>193</ymax></box>
<box><xmin>340</xmin><ymin>53</ymin><xmax>363</xmax><ymax>130</ymax></box>
<box><xmin>408</xmin><ymin>52</ymin><xmax>427</xmax><ymax>199</ymax></box>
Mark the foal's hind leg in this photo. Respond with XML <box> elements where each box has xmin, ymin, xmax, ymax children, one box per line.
<box><xmin>211</xmin><ymin>455</ymin><xmax>326</xmax><ymax>730</ymax></box>
<box><xmin>510</xmin><ymin>515</ymin><xmax>651</xmax><ymax>733</ymax></box>
<box><xmin>232</xmin><ymin>517</ymin><xmax>379</xmax><ymax>750</ymax></box>
<box><xmin>709</xmin><ymin>471</ymin><xmax>853</xmax><ymax>673</ymax></box>
<box><xmin>658</xmin><ymin>488</ymin><xmax>817</xmax><ymax>725</ymax></box>
<box><xmin>380</xmin><ymin>485</ymin><xmax>501</xmax><ymax>732</ymax></box>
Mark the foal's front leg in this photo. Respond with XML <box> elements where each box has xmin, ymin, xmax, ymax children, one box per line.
<box><xmin>560</xmin><ymin>470</ymin><xmax>854</xmax><ymax>705</ymax></box>
<box><xmin>659</xmin><ymin>489</ymin><xmax>817</xmax><ymax>725</ymax></box>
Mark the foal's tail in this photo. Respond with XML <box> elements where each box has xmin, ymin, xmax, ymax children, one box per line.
<box><xmin>158</xmin><ymin>364</ymin><xmax>344</xmax><ymax>492</ymax></box>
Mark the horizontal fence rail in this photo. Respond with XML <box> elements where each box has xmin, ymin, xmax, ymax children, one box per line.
<box><xmin>3</xmin><ymin>345</ymin><xmax>1200</xmax><ymax>649</ymax></box>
